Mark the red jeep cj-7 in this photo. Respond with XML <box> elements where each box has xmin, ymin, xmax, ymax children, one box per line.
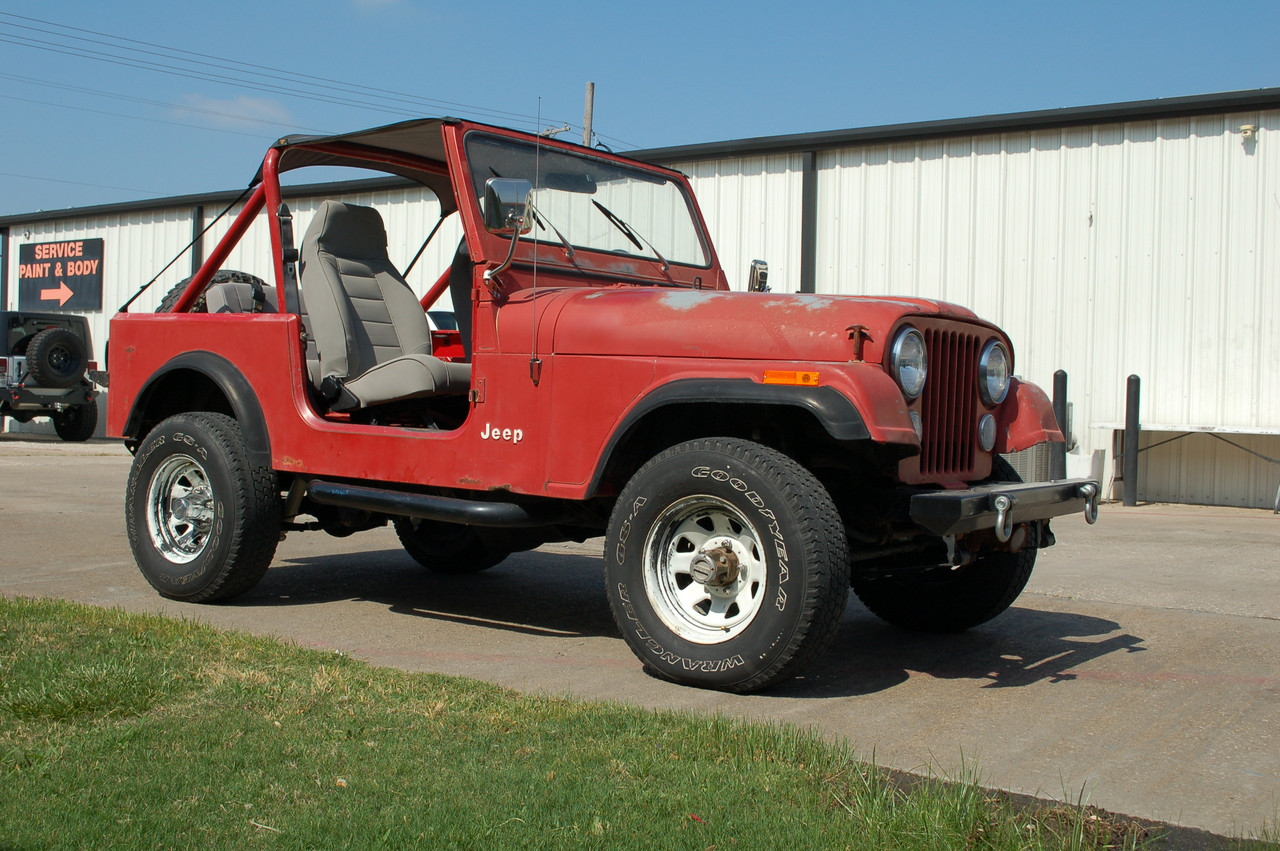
<box><xmin>107</xmin><ymin>118</ymin><xmax>1100</xmax><ymax>692</ymax></box>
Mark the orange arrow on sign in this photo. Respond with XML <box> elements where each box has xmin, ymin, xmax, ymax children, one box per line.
<box><xmin>41</xmin><ymin>281</ymin><xmax>74</xmax><ymax>307</ymax></box>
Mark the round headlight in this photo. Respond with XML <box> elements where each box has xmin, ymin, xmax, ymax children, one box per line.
<box><xmin>891</xmin><ymin>328</ymin><xmax>928</xmax><ymax>399</ymax></box>
<box><xmin>978</xmin><ymin>340</ymin><xmax>1011</xmax><ymax>406</ymax></box>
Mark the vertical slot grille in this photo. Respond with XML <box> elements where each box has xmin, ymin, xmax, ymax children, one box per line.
<box><xmin>919</xmin><ymin>327</ymin><xmax>980</xmax><ymax>478</ymax></box>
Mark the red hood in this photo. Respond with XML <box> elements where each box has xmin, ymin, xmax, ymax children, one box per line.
<box><xmin>541</xmin><ymin>287</ymin><xmax>987</xmax><ymax>363</ymax></box>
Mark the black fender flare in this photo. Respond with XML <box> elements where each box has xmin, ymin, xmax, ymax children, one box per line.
<box><xmin>125</xmin><ymin>351</ymin><xmax>271</xmax><ymax>468</ymax></box>
<box><xmin>587</xmin><ymin>378</ymin><xmax>869</xmax><ymax>496</ymax></box>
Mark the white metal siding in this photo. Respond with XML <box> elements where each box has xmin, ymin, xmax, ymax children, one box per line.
<box><xmin>1139</xmin><ymin>430</ymin><xmax>1280</xmax><ymax>508</ymax></box>
<box><xmin>2</xmin><ymin>183</ymin><xmax>466</xmax><ymax>437</ymax></box>
<box><xmin>4</xmin><ymin>207</ymin><xmax>195</xmax><ymax>364</ymax></box>
<box><xmin>665</xmin><ymin>110</ymin><xmax>1274</xmax><ymax>506</ymax></box>
<box><xmin>203</xmin><ymin>185</ymin><xmax>463</xmax><ymax>303</ymax></box>
<box><xmin>672</xmin><ymin>154</ymin><xmax>805</xmax><ymax>292</ymax></box>
<box><xmin>6</xmin><ymin>109</ymin><xmax>1279</xmax><ymax>505</ymax></box>
<box><xmin>673</xmin><ymin>110</ymin><xmax>1280</xmax><ymax>507</ymax></box>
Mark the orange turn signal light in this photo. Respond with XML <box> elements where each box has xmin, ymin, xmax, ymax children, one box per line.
<box><xmin>763</xmin><ymin>370</ymin><xmax>820</xmax><ymax>386</ymax></box>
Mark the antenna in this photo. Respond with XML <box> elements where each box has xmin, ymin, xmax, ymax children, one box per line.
<box><xmin>530</xmin><ymin>98</ymin><xmax>543</xmax><ymax>385</ymax></box>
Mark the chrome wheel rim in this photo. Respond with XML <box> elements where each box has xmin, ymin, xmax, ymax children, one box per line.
<box><xmin>642</xmin><ymin>495</ymin><xmax>767</xmax><ymax>644</ymax></box>
<box><xmin>146</xmin><ymin>454</ymin><xmax>215</xmax><ymax>564</ymax></box>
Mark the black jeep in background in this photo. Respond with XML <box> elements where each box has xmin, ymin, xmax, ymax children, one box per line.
<box><xmin>0</xmin><ymin>311</ymin><xmax>99</xmax><ymax>441</ymax></box>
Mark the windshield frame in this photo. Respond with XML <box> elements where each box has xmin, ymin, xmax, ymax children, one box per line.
<box><xmin>461</xmin><ymin>130</ymin><xmax>716</xmax><ymax>279</ymax></box>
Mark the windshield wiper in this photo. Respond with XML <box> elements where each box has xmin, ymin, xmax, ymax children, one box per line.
<box><xmin>527</xmin><ymin>205</ymin><xmax>577</xmax><ymax>263</ymax></box>
<box><xmin>591</xmin><ymin>200</ymin><xmax>671</xmax><ymax>274</ymax></box>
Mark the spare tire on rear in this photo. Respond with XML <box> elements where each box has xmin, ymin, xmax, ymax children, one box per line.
<box><xmin>155</xmin><ymin>269</ymin><xmax>266</xmax><ymax>313</ymax></box>
<box><xmin>26</xmin><ymin>327</ymin><xmax>88</xmax><ymax>388</ymax></box>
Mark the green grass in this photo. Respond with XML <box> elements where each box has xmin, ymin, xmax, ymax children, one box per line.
<box><xmin>0</xmin><ymin>596</ymin><xmax>1250</xmax><ymax>850</ymax></box>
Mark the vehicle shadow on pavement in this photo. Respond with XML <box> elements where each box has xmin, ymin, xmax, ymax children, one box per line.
<box><xmin>237</xmin><ymin>547</ymin><xmax>620</xmax><ymax>640</ymax></box>
<box><xmin>238</xmin><ymin>547</ymin><xmax>1146</xmax><ymax>700</ymax></box>
<box><xmin>769</xmin><ymin>606</ymin><xmax>1147</xmax><ymax>699</ymax></box>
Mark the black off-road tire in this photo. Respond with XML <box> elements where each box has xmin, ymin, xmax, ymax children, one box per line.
<box><xmin>392</xmin><ymin>516</ymin><xmax>512</xmax><ymax>574</ymax></box>
<box><xmin>52</xmin><ymin>401</ymin><xmax>97</xmax><ymax>442</ymax></box>
<box><xmin>604</xmin><ymin>437</ymin><xmax>850</xmax><ymax>693</ymax></box>
<box><xmin>26</xmin><ymin>328</ymin><xmax>88</xmax><ymax>388</ymax></box>
<box><xmin>125</xmin><ymin>412</ymin><xmax>281</xmax><ymax>602</ymax></box>
<box><xmin>155</xmin><ymin>269</ymin><xmax>266</xmax><ymax>313</ymax></box>
<box><xmin>851</xmin><ymin>457</ymin><xmax>1037</xmax><ymax>633</ymax></box>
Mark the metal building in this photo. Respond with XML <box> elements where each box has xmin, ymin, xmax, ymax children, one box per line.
<box><xmin>636</xmin><ymin>88</ymin><xmax>1280</xmax><ymax>510</ymax></box>
<box><xmin>3</xmin><ymin>88</ymin><xmax>1278</xmax><ymax>508</ymax></box>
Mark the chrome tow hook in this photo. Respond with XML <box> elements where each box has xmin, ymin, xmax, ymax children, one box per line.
<box><xmin>1079</xmin><ymin>482</ymin><xmax>1099</xmax><ymax>524</ymax></box>
<box><xmin>991</xmin><ymin>493</ymin><xmax>1016</xmax><ymax>543</ymax></box>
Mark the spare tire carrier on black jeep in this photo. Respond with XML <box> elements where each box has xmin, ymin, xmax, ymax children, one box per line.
<box><xmin>26</xmin><ymin>327</ymin><xmax>88</xmax><ymax>389</ymax></box>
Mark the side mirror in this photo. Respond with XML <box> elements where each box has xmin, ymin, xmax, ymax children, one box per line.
<box><xmin>484</xmin><ymin>178</ymin><xmax>534</xmax><ymax>234</ymax></box>
<box><xmin>746</xmin><ymin>259</ymin><xmax>770</xmax><ymax>292</ymax></box>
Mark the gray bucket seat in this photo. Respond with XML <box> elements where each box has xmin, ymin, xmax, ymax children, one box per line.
<box><xmin>299</xmin><ymin>200</ymin><xmax>470</xmax><ymax>412</ymax></box>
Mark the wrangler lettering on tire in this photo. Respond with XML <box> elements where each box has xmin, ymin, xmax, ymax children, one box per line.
<box><xmin>604</xmin><ymin>438</ymin><xmax>849</xmax><ymax>692</ymax></box>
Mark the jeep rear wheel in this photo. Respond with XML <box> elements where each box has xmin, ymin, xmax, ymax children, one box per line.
<box><xmin>851</xmin><ymin>456</ymin><xmax>1036</xmax><ymax>633</ymax></box>
<box><xmin>26</xmin><ymin>328</ymin><xmax>88</xmax><ymax>389</ymax></box>
<box><xmin>126</xmin><ymin>412</ymin><xmax>280</xmax><ymax>602</ymax></box>
<box><xmin>392</xmin><ymin>516</ymin><xmax>511</xmax><ymax>573</ymax></box>
<box><xmin>604</xmin><ymin>438</ymin><xmax>849</xmax><ymax>693</ymax></box>
<box><xmin>52</xmin><ymin>402</ymin><xmax>97</xmax><ymax>442</ymax></box>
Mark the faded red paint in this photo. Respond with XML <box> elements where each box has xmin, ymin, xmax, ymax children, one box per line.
<box><xmin>107</xmin><ymin>117</ymin><xmax>1063</xmax><ymax>501</ymax></box>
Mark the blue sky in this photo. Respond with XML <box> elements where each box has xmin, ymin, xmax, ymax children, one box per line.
<box><xmin>3</xmin><ymin>0</ymin><xmax>1279</xmax><ymax>216</ymax></box>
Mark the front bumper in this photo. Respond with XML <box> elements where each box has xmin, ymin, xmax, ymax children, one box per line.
<box><xmin>909</xmin><ymin>478</ymin><xmax>1100</xmax><ymax>539</ymax></box>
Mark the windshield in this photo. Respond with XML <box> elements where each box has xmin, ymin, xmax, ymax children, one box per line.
<box><xmin>465</xmin><ymin>133</ymin><xmax>710</xmax><ymax>268</ymax></box>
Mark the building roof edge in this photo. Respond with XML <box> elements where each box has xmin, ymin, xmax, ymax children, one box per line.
<box><xmin>5</xmin><ymin>87</ymin><xmax>1279</xmax><ymax>225</ymax></box>
<box><xmin>627</xmin><ymin>86</ymin><xmax>1280</xmax><ymax>163</ymax></box>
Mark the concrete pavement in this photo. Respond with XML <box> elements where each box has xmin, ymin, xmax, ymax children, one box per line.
<box><xmin>1</xmin><ymin>435</ymin><xmax>1277</xmax><ymax>838</ymax></box>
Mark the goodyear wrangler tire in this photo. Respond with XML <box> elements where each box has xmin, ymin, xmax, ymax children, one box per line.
<box><xmin>851</xmin><ymin>456</ymin><xmax>1036</xmax><ymax>633</ymax></box>
<box><xmin>604</xmin><ymin>438</ymin><xmax>849</xmax><ymax>693</ymax></box>
<box><xmin>125</xmin><ymin>412</ymin><xmax>281</xmax><ymax>602</ymax></box>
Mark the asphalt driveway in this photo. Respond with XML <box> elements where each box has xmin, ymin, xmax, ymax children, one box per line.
<box><xmin>2</xmin><ymin>435</ymin><xmax>1277</xmax><ymax>837</ymax></box>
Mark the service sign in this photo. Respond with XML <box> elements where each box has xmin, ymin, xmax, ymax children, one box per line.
<box><xmin>17</xmin><ymin>238</ymin><xmax>105</xmax><ymax>311</ymax></box>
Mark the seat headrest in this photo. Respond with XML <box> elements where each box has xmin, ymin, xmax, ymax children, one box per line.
<box><xmin>306</xmin><ymin>200</ymin><xmax>388</xmax><ymax>260</ymax></box>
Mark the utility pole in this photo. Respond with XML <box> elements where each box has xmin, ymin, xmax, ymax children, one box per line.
<box><xmin>583</xmin><ymin>81</ymin><xmax>595</xmax><ymax>147</ymax></box>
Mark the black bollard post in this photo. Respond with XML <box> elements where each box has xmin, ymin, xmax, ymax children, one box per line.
<box><xmin>1051</xmin><ymin>370</ymin><xmax>1068</xmax><ymax>480</ymax></box>
<box><xmin>1123</xmin><ymin>375</ymin><xmax>1140</xmax><ymax>506</ymax></box>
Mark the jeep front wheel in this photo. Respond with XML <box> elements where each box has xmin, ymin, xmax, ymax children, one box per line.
<box><xmin>125</xmin><ymin>412</ymin><xmax>280</xmax><ymax>602</ymax></box>
<box><xmin>604</xmin><ymin>438</ymin><xmax>849</xmax><ymax>693</ymax></box>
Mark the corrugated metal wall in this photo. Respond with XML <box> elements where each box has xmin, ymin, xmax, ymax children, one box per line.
<box><xmin>1140</xmin><ymin>430</ymin><xmax>1280</xmax><ymax>509</ymax></box>
<box><xmin>672</xmin><ymin>107</ymin><xmax>1280</xmax><ymax>508</ymax></box>
<box><xmin>202</xmin><ymin>185</ymin><xmax>463</xmax><ymax>298</ymax></box>
<box><xmin>6</xmin><ymin>109</ymin><xmax>1278</xmax><ymax>506</ymax></box>
<box><xmin>2</xmin><ymin>185</ymin><xmax>464</xmax><ymax>363</ymax></box>
<box><xmin>1</xmin><ymin>184</ymin><xmax>464</xmax><ymax>439</ymax></box>
<box><xmin>5</xmin><ymin>206</ymin><xmax>195</xmax><ymax>373</ymax></box>
<box><xmin>679</xmin><ymin>154</ymin><xmax>806</xmax><ymax>294</ymax></box>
